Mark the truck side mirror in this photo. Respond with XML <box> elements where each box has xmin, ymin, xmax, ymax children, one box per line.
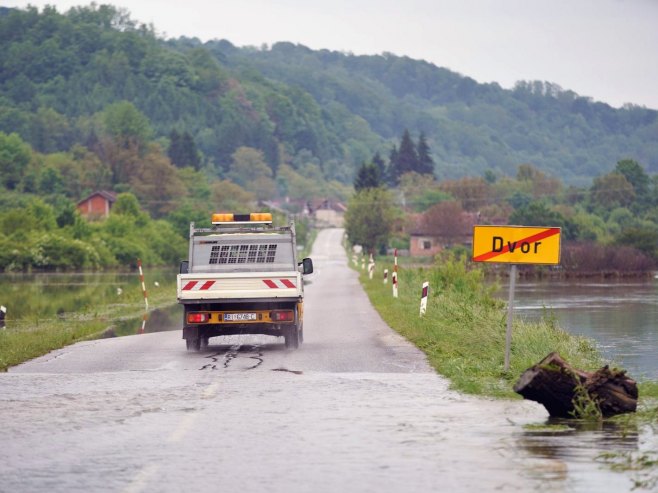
<box><xmin>300</xmin><ymin>257</ymin><xmax>313</xmax><ymax>275</ymax></box>
<box><xmin>179</xmin><ymin>260</ymin><xmax>189</xmax><ymax>274</ymax></box>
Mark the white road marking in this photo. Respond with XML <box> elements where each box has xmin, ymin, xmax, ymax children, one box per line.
<box><xmin>123</xmin><ymin>464</ymin><xmax>160</xmax><ymax>493</ymax></box>
<box><xmin>167</xmin><ymin>412</ymin><xmax>198</xmax><ymax>443</ymax></box>
<box><xmin>202</xmin><ymin>381</ymin><xmax>220</xmax><ymax>398</ymax></box>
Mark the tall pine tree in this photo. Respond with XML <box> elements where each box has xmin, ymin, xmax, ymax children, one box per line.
<box><xmin>416</xmin><ymin>132</ymin><xmax>434</xmax><ymax>176</ymax></box>
<box><xmin>168</xmin><ymin>130</ymin><xmax>201</xmax><ymax>170</ymax></box>
<box><xmin>389</xmin><ymin>129</ymin><xmax>419</xmax><ymax>184</ymax></box>
<box><xmin>388</xmin><ymin>145</ymin><xmax>399</xmax><ymax>185</ymax></box>
<box><xmin>354</xmin><ymin>162</ymin><xmax>382</xmax><ymax>191</ymax></box>
<box><xmin>372</xmin><ymin>151</ymin><xmax>389</xmax><ymax>186</ymax></box>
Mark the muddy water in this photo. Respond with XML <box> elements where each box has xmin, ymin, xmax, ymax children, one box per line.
<box><xmin>505</xmin><ymin>279</ymin><xmax>658</xmax><ymax>380</ymax></box>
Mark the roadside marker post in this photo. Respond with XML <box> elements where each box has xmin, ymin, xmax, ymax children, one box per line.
<box><xmin>420</xmin><ymin>281</ymin><xmax>429</xmax><ymax>316</ymax></box>
<box><xmin>368</xmin><ymin>254</ymin><xmax>375</xmax><ymax>280</ymax></box>
<box><xmin>383</xmin><ymin>269</ymin><xmax>388</xmax><ymax>284</ymax></box>
<box><xmin>472</xmin><ymin>225</ymin><xmax>561</xmax><ymax>371</ymax></box>
<box><xmin>392</xmin><ymin>271</ymin><xmax>398</xmax><ymax>298</ymax></box>
<box><xmin>392</xmin><ymin>249</ymin><xmax>399</xmax><ymax>298</ymax></box>
<box><xmin>139</xmin><ymin>313</ymin><xmax>148</xmax><ymax>334</ymax></box>
<box><xmin>137</xmin><ymin>258</ymin><xmax>149</xmax><ymax>311</ymax></box>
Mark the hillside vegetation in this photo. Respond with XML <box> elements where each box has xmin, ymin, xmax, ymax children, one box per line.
<box><xmin>1</xmin><ymin>4</ymin><xmax>656</xmax><ymax>189</ymax></box>
<box><xmin>1</xmin><ymin>4</ymin><xmax>657</xmax><ymax>272</ymax></box>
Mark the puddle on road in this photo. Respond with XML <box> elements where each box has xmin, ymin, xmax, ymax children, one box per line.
<box><xmin>100</xmin><ymin>304</ymin><xmax>182</xmax><ymax>338</ymax></box>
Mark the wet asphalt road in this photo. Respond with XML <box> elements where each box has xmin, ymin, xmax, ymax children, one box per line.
<box><xmin>0</xmin><ymin>229</ymin><xmax>644</xmax><ymax>492</ymax></box>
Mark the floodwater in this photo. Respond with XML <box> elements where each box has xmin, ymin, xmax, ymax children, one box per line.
<box><xmin>504</xmin><ymin>278</ymin><xmax>658</xmax><ymax>381</ymax></box>
<box><xmin>1</xmin><ymin>247</ymin><xmax>657</xmax><ymax>491</ymax></box>
<box><xmin>0</xmin><ymin>269</ymin><xmax>181</xmax><ymax>335</ymax></box>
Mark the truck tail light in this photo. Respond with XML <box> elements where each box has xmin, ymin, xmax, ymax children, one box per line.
<box><xmin>187</xmin><ymin>312</ymin><xmax>209</xmax><ymax>324</ymax></box>
<box><xmin>270</xmin><ymin>310</ymin><xmax>294</xmax><ymax>322</ymax></box>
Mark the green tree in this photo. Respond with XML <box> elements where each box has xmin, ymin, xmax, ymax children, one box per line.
<box><xmin>345</xmin><ymin>188</ymin><xmax>396</xmax><ymax>253</ymax></box>
<box><xmin>615</xmin><ymin>159</ymin><xmax>649</xmax><ymax>197</ymax></box>
<box><xmin>387</xmin><ymin>145</ymin><xmax>398</xmax><ymax>186</ymax></box>
<box><xmin>353</xmin><ymin>162</ymin><xmax>382</xmax><ymax>191</ymax></box>
<box><xmin>275</xmin><ymin>163</ymin><xmax>323</xmax><ymax>201</ymax></box>
<box><xmin>38</xmin><ymin>165</ymin><xmax>65</xmax><ymax>195</ymax></box>
<box><xmin>112</xmin><ymin>192</ymin><xmax>143</xmax><ymax>218</ymax></box>
<box><xmin>168</xmin><ymin>130</ymin><xmax>201</xmax><ymax>170</ymax></box>
<box><xmin>509</xmin><ymin>201</ymin><xmax>577</xmax><ymax>239</ymax></box>
<box><xmin>102</xmin><ymin>101</ymin><xmax>152</xmax><ymax>150</ymax></box>
<box><xmin>228</xmin><ymin>146</ymin><xmax>275</xmax><ymax>200</ymax></box>
<box><xmin>129</xmin><ymin>147</ymin><xmax>187</xmax><ymax>217</ymax></box>
<box><xmin>591</xmin><ymin>172</ymin><xmax>635</xmax><ymax>210</ymax></box>
<box><xmin>390</xmin><ymin>129</ymin><xmax>418</xmax><ymax>183</ymax></box>
<box><xmin>211</xmin><ymin>179</ymin><xmax>255</xmax><ymax>211</ymax></box>
<box><xmin>416</xmin><ymin>132</ymin><xmax>434</xmax><ymax>175</ymax></box>
<box><xmin>615</xmin><ymin>227</ymin><xmax>658</xmax><ymax>260</ymax></box>
<box><xmin>372</xmin><ymin>151</ymin><xmax>386</xmax><ymax>178</ymax></box>
<box><xmin>0</xmin><ymin>132</ymin><xmax>32</xmax><ymax>189</ymax></box>
<box><xmin>614</xmin><ymin>159</ymin><xmax>650</xmax><ymax>211</ymax></box>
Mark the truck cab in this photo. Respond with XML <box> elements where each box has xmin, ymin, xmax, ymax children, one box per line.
<box><xmin>177</xmin><ymin>213</ymin><xmax>313</xmax><ymax>351</ymax></box>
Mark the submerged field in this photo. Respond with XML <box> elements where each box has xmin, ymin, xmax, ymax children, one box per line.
<box><xmin>0</xmin><ymin>272</ymin><xmax>178</xmax><ymax>371</ymax></box>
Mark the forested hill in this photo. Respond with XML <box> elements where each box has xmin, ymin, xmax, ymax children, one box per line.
<box><xmin>1</xmin><ymin>4</ymin><xmax>657</xmax><ymax>188</ymax></box>
<box><xmin>200</xmin><ymin>40</ymin><xmax>658</xmax><ymax>184</ymax></box>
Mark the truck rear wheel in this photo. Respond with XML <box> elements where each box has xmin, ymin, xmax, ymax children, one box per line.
<box><xmin>284</xmin><ymin>326</ymin><xmax>299</xmax><ymax>349</ymax></box>
<box><xmin>283</xmin><ymin>306</ymin><xmax>301</xmax><ymax>349</ymax></box>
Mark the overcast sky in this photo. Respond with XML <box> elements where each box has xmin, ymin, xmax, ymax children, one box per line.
<box><xmin>5</xmin><ymin>0</ymin><xmax>658</xmax><ymax>109</ymax></box>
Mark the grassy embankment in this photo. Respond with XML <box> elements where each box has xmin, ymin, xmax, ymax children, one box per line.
<box><xmin>0</xmin><ymin>282</ymin><xmax>177</xmax><ymax>372</ymax></box>
<box><xmin>357</xmin><ymin>252</ymin><xmax>658</xmax><ymax>407</ymax></box>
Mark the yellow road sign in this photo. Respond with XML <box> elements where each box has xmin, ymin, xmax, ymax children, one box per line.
<box><xmin>472</xmin><ymin>225</ymin><xmax>561</xmax><ymax>264</ymax></box>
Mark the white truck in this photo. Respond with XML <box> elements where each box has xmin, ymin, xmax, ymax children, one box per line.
<box><xmin>177</xmin><ymin>213</ymin><xmax>313</xmax><ymax>351</ymax></box>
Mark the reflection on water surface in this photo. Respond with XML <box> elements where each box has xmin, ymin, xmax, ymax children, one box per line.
<box><xmin>503</xmin><ymin>279</ymin><xmax>658</xmax><ymax>380</ymax></box>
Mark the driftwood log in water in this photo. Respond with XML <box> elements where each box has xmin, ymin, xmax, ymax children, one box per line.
<box><xmin>513</xmin><ymin>352</ymin><xmax>638</xmax><ymax>418</ymax></box>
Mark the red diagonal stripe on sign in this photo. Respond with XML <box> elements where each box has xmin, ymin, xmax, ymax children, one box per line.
<box><xmin>182</xmin><ymin>281</ymin><xmax>198</xmax><ymax>291</ymax></box>
<box><xmin>263</xmin><ymin>279</ymin><xmax>278</xmax><ymax>288</ymax></box>
<box><xmin>200</xmin><ymin>281</ymin><xmax>215</xmax><ymax>290</ymax></box>
<box><xmin>281</xmin><ymin>279</ymin><xmax>295</xmax><ymax>288</ymax></box>
<box><xmin>473</xmin><ymin>228</ymin><xmax>560</xmax><ymax>262</ymax></box>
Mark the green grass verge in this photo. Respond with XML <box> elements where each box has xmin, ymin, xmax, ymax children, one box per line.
<box><xmin>0</xmin><ymin>284</ymin><xmax>177</xmax><ymax>371</ymax></box>
<box><xmin>359</xmin><ymin>253</ymin><xmax>631</xmax><ymax>399</ymax></box>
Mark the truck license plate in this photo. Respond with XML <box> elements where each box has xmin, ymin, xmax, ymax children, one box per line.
<box><xmin>224</xmin><ymin>313</ymin><xmax>257</xmax><ymax>321</ymax></box>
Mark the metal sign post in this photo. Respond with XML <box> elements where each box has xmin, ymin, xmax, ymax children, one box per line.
<box><xmin>505</xmin><ymin>265</ymin><xmax>517</xmax><ymax>371</ymax></box>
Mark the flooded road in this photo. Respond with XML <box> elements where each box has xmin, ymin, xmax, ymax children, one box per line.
<box><xmin>0</xmin><ymin>229</ymin><xmax>655</xmax><ymax>492</ymax></box>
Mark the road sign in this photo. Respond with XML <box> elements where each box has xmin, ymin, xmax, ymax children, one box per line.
<box><xmin>472</xmin><ymin>226</ymin><xmax>561</xmax><ymax>265</ymax></box>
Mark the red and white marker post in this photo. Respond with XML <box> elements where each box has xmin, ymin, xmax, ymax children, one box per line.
<box><xmin>392</xmin><ymin>248</ymin><xmax>399</xmax><ymax>298</ymax></box>
<box><xmin>368</xmin><ymin>254</ymin><xmax>375</xmax><ymax>279</ymax></box>
<box><xmin>383</xmin><ymin>269</ymin><xmax>388</xmax><ymax>284</ymax></box>
<box><xmin>419</xmin><ymin>281</ymin><xmax>429</xmax><ymax>316</ymax></box>
<box><xmin>137</xmin><ymin>258</ymin><xmax>149</xmax><ymax>311</ymax></box>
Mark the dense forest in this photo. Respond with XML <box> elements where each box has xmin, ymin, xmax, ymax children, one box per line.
<box><xmin>197</xmin><ymin>40</ymin><xmax>658</xmax><ymax>185</ymax></box>
<box><xmin>2</xmin><ymin>4</ymin><xmax>657</xmax><ymax>188</ymax></box>
<box><xmin>0</xmin><ymin>4</ymin><xmax>657</xmax><ymax>271</ymax></box>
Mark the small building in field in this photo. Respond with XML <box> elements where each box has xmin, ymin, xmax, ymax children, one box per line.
<box><xmin>77</xmin><ymin>190</ymin><xmax>117</xmax><ymax>219</ymax></box>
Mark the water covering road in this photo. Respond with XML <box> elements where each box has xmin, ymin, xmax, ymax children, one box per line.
<box><xmin>0</xmin><ymin>229</ymin><xmax>651</xmax><ymax>492</ymax></box>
